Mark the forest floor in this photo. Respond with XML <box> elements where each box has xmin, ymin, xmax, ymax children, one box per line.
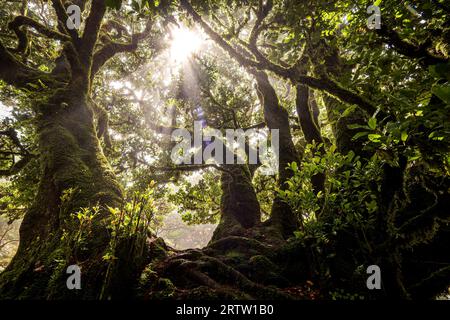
<box><xmin>139</xmin><ymin>227</ymin><xmax>319</xmax><ymax>300</ymax></box>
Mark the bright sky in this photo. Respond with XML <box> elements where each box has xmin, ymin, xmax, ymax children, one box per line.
<box><xmin>107</xmin><ymin>25</ymin><xmax>207</xmax><ymax>103</ymax></box>
<box><xmin>169</xmin><ymin>26</ymin><xmax>205</xmax><ymax>64</ymax></box>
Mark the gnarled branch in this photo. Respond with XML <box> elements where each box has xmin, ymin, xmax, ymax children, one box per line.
<box><xmin>0</xmin><ymin>42</ymin><xmax>55</xmax><ymax>88</ymax></box>
<box><xmin>50</xmin><ymin>0</ymin><xmax>80</xmax><ymax>42</ymax></box>
<box><xmin>79</xmin><ymin>0</ymin><xmax>107</xmax><ymax>63</ymax></box>
<box><xmin>8</xmin><ymin>15</ymin><xmax>71</xmax><ymax>53</ymax></box>
<box><xmin>91</xmin><ymin>20</ymin><xmax>154</xmax><ymax>77</ymax></box>
<box><xmin>0</xmin><ymin>154</ymin><xmax>35</xmax><ymax>177</ymax></box>
<box><xmin>376</xmin><ymin>24</ymin><xmax>448</xmax><ymax>67</ymax></box>
<box><xmin>180</xmin><ymin>0</ymin><xmax>377</xmax><ymax>115</ymax></box>
<box><xmin>0</xmin><ymin>128</ymin><xmax>35</xmax><ymax>177</ymax></box>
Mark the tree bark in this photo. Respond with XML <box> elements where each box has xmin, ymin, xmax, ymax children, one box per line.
<box><xmin>0</xmin><ymin>83</ymin><xmax>123</xmax><ymax>299</ymax></box>
<box><xmin>318</xmin><ymin>44</ymin><xmax>369</xmax><ymax>158</ymax></box>
<box><xmin>211</xmin><ymin>165</ymin><xmax>261</xmax><ymax>241</ymax></box>
<box><xmin>295</xmin><ymin>84</ymin><xmax>325</xmax><ymax>194</ymax></box>
<box><xmin>0</xmin><ymin>0</ymin><xmax>155</xmax><ymax>298</ymax></box>
<box><xmin>254</xmin><ymin>71</ymin><xmax>299</xmax><ymax>238</ymax></box>
<box><xmin>296</xmin><ymin>85</ymin><xmax>323</xmax><ymax>145</ymax></box>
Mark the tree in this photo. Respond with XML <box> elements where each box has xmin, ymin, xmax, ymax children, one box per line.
<box><xmin>0</xmin><ymin>0</ymin><xmax>156</xmax><ymax>298</ymax></box>
<box><xmin>0</xmin><ymin>0</ymin><xmax>448</xmax><ymax>300</ymax></box>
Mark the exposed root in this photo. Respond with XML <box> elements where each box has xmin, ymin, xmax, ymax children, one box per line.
<box><xmin>138</xmin><ymin>233</ymin><xmax>310</xmax><ymax>300</ymax></box>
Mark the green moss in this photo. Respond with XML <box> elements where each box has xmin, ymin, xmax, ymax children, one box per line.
<box><xmin>146</xmin><ymin>238</ymin><xmax>168</xmax><ymax>262</ymax></box>
<box><xmin>0</xmin><ymin>91</ymin><xmax>124</xmax><ymax>300</ymax></box>
<box><xmin>137</xmin><ymin>266</ymin><xmax>175</xmax><ymax>299</ymax></box>
<box><xmin>225</xmin><ymin>251</ymin><xmax>245</xmax><ymax>259</ymax></box>
<box><xmin>249</xmin><ymin>255</ymin><xmax>276</xmax><ymax>270</ymax></box>
<box><xmin>153</xmin><ymin>278</ymin><xmax>175</xmax><ymax>298</ymax></box>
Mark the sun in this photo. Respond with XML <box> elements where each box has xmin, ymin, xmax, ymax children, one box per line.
<box><xmin>169</xmin><ymin>27</ymin><xmax>203</xmax><ymax>63</ymax></box>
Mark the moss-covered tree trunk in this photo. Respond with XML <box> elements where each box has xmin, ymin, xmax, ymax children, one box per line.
<box><xmin>318</xmin><ymin>44</ymin><xmax>369</xmax><ymax>158</ymax></box>
<box><xmin>211</xmin><ymin>165</ymin><xmax>261</xmax><ymax>241</ymax></box>
<box><xmin>254</xmin><ymin>71</ymin><xmax>299</xmax><ymax>238</ymax></box>
<box><xmin>0</xmin><ymin>82</ymin><xmax>123</xmax><ymax>299</ymax></box>
<box><xmin>295</xmin><ymin>85</ymin><xmax>322</xmax><ymax>145</ymax></box>
<box><xmin>295</xmin><ymin>84</ymin><xmax>325</xmax><ymax>194</ymax></box>
<box><xmin>0</xmin><ymin>0</ymin><xmax>140</xmax><ymax>299</ymax></box>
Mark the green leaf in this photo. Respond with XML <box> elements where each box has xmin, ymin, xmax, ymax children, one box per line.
<box><xmin>352</xmin><ymin>132</ymin><xmax>369</xmax><ymax>140</ymax></box>
<box><xmin>401</xmin><ymin>132</ymin><xmax>408</xmax><ymax>142</ymax></box>
<box><xmin>290</xmin><ymin>162</ymin><xmax>298</xmax><ymax>171</ymax></box>
<box><xmin>368</xmin><ymin>117</ymin><xmax>377</xmax><ymax>130</ymax></box>
<box><xmin>341</xmin><ymin>105</ymin><xmax>356</xmax><ymax>118</ymax></box>
<box><xmin>347</xmin><ymin>124</ymin><xmax>370</xmax><ymax>130</ymax></box>
<box><xmin>368</xmin><ymin>134</ymin><xmax>382</xmax><ymax>142</ymax></box>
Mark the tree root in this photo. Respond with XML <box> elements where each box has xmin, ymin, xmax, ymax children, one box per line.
<box><xmin>138</xmin><ymin>235</ymin><xmax>308</xmax><ymax>300</ymax></box>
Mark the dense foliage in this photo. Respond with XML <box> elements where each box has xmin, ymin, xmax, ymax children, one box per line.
<box><xmin>0</xmin><ymin>0</ymin><xmax>448</xmax><ymax>300</ymax></box>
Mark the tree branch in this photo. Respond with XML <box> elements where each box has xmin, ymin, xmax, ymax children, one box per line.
<box><xmin>91</xmin><ymin>20</ymin><xmax>153</xmax><ymax>77</ymax></box>
<box><xmin>376</xmin><ymin>24</ymin><xmax>448</xmax><ymax>67</ymax></box>
<box><xmin>0</xmin><ymin>128</ymin><xmax>28</xmax><ymax>154</ymax></box>
<box><xmin>0</xmin><ymin>154</ymin><xmax>34</xmax><ymax>177</ymax></box>
<box><xmin>8</xmin><ymin>15</ymin><xmax>71</xmax><ymax>52</ymax></box>
<box><xmin>50</xmin><ymin>0</ymin><xmax>80</xmax><ymax>42</ymax></box>
<box><xmin>180</xmin><ymin>0</ymin><xmax>261</xmax><ymax>69</ymax></box>
<box><xmin>248</xmin><ymin>0</ymin><xmax>273</xmax><ymax>50</ymax></box>
<box><xmin>79</xmin><ymin>0</ymin><xmax>107</xmax><ymax>63</ymax></box>
<box><xmin>0</xmin><ymin>127</ymin><xmax>36</xmax><ymax>177</ymax></box>
<box><xmin>180</xmin><ymin>0</ymin><xmax>377</xmax><ymax>115</ymax></box>
<box><xmin>0</xmin><ymin>42</ymin><xmax>55</xmax><ymax>88</ymax></box>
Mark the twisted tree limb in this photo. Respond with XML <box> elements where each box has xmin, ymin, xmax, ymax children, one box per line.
<box><xmin>8</xmin><ymin>15</ymin><xmax>71</xmax><ymax>53</ymax></box>
<box><xmin>180</xmin><ymin>0</ymin><xmax>377</xmax><ymax>116</ymax></box>
<box><xmin>376</xmin><ymin>24</ymin><xmax>448</xmax><ymax>67</ymax></box>
<box><xmin>0</xmin><ymin>128</ymin><xmax>35</xmax><ymax>176</ymax></box>
<box><xmin>0</xmin><ymin>42</ymin><xmax>54</xmax><ymax>88</ymax></box>
<box><xmin>91</xmin><ymin>20</ymin><xmax>154</xmax><ymax>77</ymax></box>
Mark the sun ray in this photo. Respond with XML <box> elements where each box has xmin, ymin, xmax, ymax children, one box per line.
<box><xmin>169</xmin><ymin>26</ymin><xmax>203</xmax><ymax>63</ymax></box>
